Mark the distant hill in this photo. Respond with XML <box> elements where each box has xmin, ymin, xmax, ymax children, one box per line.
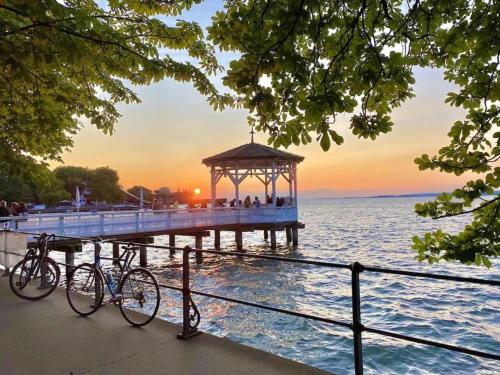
<box><xmin>367</xmin><ymin>192</ymin><xmax>439</xmax><ymax>198</ymax></box>
<box><xmin>311</xmin><ymin>190</ymin><xmax>499</xmax><ymax>199</ymax></box>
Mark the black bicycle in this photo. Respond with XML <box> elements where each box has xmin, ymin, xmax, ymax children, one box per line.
<box><xmin>66</xmin><ymin>241</ymin><xmax>160</xmax><ymax>327</ymax></box>
<box><xmin>9</xmin><ymin>233</ymin><xmax>60</xmax><ymax>301</ymax></box>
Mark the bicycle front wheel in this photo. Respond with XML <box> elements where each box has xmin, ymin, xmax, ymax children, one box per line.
<box><xmin>9</xmin><ymin>256</ymin><xmax>60</xmax><ymax>301</ymax></box>
<box><xmin>118</xmin><ymin>268</ymin><xmax>160</xmax><ymax>327</ymax></box>
<box><xmin>66</xmin><ymin>263</ymin><xmax>104</xmax><ymax>316</ymax></box>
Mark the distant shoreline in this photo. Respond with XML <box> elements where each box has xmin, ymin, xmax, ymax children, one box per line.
<box><xmin>314</xmin><ymin>191</ymin><xmax>499</xmax><ymax>200</ymax></box>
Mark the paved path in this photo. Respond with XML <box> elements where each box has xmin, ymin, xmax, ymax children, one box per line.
<box><xmin>0</xmin><ymin>277</ymin><xmax>328</xmax><ymax>375</ymax></box>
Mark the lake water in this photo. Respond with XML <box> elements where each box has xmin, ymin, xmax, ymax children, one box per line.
<box><xmin>60</xmin><ymin>198</ymin><xmax>499</xmax><ymax>374</ymax></box>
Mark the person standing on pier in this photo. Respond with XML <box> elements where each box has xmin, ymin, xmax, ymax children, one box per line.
<box><xmin>244</xmin><ymin>195</ymin><xmax>252</xmax><ymax>208</ymax></box>
<box><xmin>9</xmin><ymin>202</ymin><xmax>19</xmax><ymax>216</ymax></box>
<box><xmin>0</xmin><ymin>201</ymin><xmax>9</xmax><ymax>217</ymax></box>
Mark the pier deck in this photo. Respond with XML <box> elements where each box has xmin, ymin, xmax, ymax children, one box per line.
<box><xmin>0</xmin><ymin>278</ymin><xmax>326</xmax><ymax>375</ymax></box>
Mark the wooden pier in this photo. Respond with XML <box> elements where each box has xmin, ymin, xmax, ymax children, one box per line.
<box><xmin>4</xmin><ymin>141</ymin><xmax>305</xmax><ymax>267</ymax></box>
<box><xmin>0</xmin><ymin>278</ymin><xmax>326</xmax><ymax>375</ymax></box>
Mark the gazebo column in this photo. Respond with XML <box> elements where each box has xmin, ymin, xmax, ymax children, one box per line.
<box><xmin>288</xmin><ymin>163</ymin><xmax>293</xmax><ymax>206</ymax></box>
<box><xmin>235</xmin><ymin>167</ymin><xmax>240</xmax><ymax>207</ymax></box>
<box><xmin>271</xmin><ymin>161</ymin><xmax>277</xmax><ymax>207</ymax></box>
<box><xmin>264</xmin><ymin>173</ymin><xmax>269</xmax><ymax>202</ymax></box>
<box><xmin>210</xmin><ymin>165</ymin><xmax>216</xmax><ymax>208</ymax></box>
<box><xmin>293</xmin><ymin>162</ymin><xmax>298</xmax><ymax>207</ymax></box>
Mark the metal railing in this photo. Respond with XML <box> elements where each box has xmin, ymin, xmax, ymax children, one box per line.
<box><xmin>2</xmin><ymin>207</ymin><xmax>298</xmax><ymax>240</ymax></box>
<box><xmin>2</xmin><ymin>230</ymin><xmax>499</xmax><ymax>374</ymax></box>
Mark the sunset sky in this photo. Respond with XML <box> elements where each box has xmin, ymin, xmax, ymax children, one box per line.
<box><xmin>54</xmin><ymin>1</ymin><xmax>472</xmax><ymax>199</ymax></box>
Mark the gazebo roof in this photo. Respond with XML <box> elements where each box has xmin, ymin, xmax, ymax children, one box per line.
<box><xmin>202</xmin><ymin>142</ymin><xmax>304</xmax><ymax>166</ymax></box>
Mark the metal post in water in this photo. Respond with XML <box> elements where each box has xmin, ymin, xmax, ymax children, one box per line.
<box><xmin>292</xmin><ymin>227</ymin><xmax>298</xmax><ymax>246</ymax></box>
<box><xmin>169</xmin><ymin>235</ymin><xmax>176</xmax><ymax>256</ymax></box>
<box><xmin>65</xmin><ymin>250</ymin><xmax>75</xmax><ymax>277</ymax></box>
<box><xmin>214</xmin><ymin>230</ymin><xmax>220</xmax><ymax>250</ymax></box>
<box><xmin>139</xmin><ymin>245</ymin><xmax>147</xmax><ymax>267</ymax></box>
<box><xmin>112</xmin><ymin>242</ymin><xmax>120</xmax><ymax>265</ymax></box>
<box><xmin>285</xmin><ymin>227</ymin><xmax>292</xmax><ymax>243</ymax></box>
<box><xmin>351</xmin><ymin>261</ymin><xmax>364</xmax><ymax>375</ymax></box>
<box><xmin>270</xmin><ymin>230</ymin><xmax>277</xmax><ymax>249</ymax></box>
<box><xmin>195</xmin><ymin>235</ymin><xmax>203</xmax><ymax>264</ymax></box>
<box><xmin>235</xmin><ymin>231</ymin><xmax>243</xmax><ymax>252</ymax></box>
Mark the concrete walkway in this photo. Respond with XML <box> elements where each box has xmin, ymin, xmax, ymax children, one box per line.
<box><xmin>0</xmin><ymin>278</ymin><xmax>328</xmax><ymax>375</ymax></box>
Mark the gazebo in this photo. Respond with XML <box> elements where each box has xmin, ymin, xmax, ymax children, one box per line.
<box><xmin>202</xmin><ymin>141</ymin><xmax>304</xmax><ymax>208</ymax></box>
<box><xmin>202</xmin><ymin>140</ymin><xmax>305</xmax><ymax>250</ymax></box>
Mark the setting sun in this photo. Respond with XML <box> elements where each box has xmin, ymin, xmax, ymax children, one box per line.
<box><xmin>194</xmin><ymin>187</ymin><xmax>201</xmax><ymax>195</ymax></box>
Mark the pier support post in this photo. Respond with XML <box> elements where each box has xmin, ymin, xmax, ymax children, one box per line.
<box><xmin>139</xmin><ymin>246</ymin><xmax>147</xmax><ymax>267</ymax></box>
<box><xmin>285</xmin><ymin>227</ymin><xmax>292</xmax><ymax>243</ymax></box>
<box><xmin>169</xmin><ymin>235</ymin><xmax>176</xmax><ymax>256</ymax></box>
<box><xmin>112</xmin><ymin>242</ymin><xmax>120</xmax><ymax>265</ymax></box>
<box><xmin>195</xmin><ymin>235</ymin><xmax>203</xmax><ymax>264</ymax></box>
<box><xmin>65</xmin><ymin>251</ymin><xmax>75</xmax><ymax>277</ymax></box>
<box><xmin>214</xmin><ymin>230</ymin><xmax>221</xmax><ymax>250</ymax></box>
<box><xmin>292</xmin><ymin>227</ymin><xmax>298</xmax><ymax>246</ymax></box>
<box><xmin>264</xmin><ymin>230</ymin><xmax>269</xmax><ymax>240</ymax></box>
<box><xmin>235</xmin><ymin>231</ymin><xmax>243</xmax><ymax>252</ymax></box>
<box><xmin>270</xmin><ymin>230</ymin><xmax>277</xmax><ymax>249</ymax></box>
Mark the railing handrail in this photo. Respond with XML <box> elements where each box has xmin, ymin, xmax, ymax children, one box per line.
<box><xmin>5</xmin><ymin>229</ymin><xmax>499</xmax><ymax>286</ymax></box>
<box><xmin>6</xmin><ymin>205</ymin><xmax>298</xmax><ymax>220</ymax></box>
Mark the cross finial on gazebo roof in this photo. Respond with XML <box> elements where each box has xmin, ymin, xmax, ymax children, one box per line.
<box><xmin>250</xmin><ymin>126</ymin><xmax>255</xmax><ymax>143</ymax></box>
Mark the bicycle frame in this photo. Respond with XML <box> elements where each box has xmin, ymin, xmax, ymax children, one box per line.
<box><xmin>19</xmin><ymin>233</ymin><xmax>55</xmax><ymax>289</ymax></box>
<box><xmin>93</xmin><ymin>242</ymin><xmax>138</xmax><ymax>299</ymax></box>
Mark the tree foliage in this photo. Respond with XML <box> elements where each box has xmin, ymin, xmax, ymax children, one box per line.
<box><xmin>0</xmin><ymin>0</ymin><xmax>231</xmax><ymax>179</ymax></box>
<box><xmin>53</xmin><ymin>166</ymin><xmax>90</xmax><ymax>198</ymax></box>
<box><xmin>54</xmin><ymin>165</ymin><xmax>123</xmax><ymax>203</ymax></box>
<box><xmin>0</xmin><ymin>166</ymin><xmax>69</xmax><ymax>205</ymax></box>
<box><xmin>206</xmin><ymin>0</ymin><xmax>499</xmax><ymax>266</ymax></box>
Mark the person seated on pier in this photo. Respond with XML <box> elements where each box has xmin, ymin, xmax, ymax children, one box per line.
<box><xmin>254</xmin><ymin>196</ymin><xmax>261</xmax><ymax>208</ymax></box>
<box><xmin>230</xmin><ymin>199</ymin><xmax>236</xmax><ymax>207</ymax></box>
<box><xmin>0</xmin><ymin>201</ymin><xmax>9</xmax><ymax>217</ymax></box>
<box><xmin>276</xmin><ymin>197</ymin><xmax>284</xmax><ymax>207</ymax></box>
<box><xmin>266</xmin><ymin>195</ymin><xmax>272</xmax><ymax>204</ymax></box>
<box><xmin>244</xmin><ymin>195</ymin><xmax>252</xmax><ymax>208</ymax></box>
<box><xmin>10</xmin><ymin>202</ymin><xmax>19</xmax><ymax>216</ymax></box>
<box><xmin>18</xmin><ymin>202</ymin><xmax>29</xmax><ymax>215</ymax></box>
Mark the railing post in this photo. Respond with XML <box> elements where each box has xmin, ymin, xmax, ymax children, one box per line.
<box><xmin>58</xmin><ymin>216</ymin><xmax>64</xmax><ymax>235</ymax></box>
<box><xmin>94</xmin><ymin>241</ymin><xmax>102</xmax><ymax>305</ymax></box>
<box><xmin>178</xmin><ymin>246</ymin><xmax>200</xmax><ymax>339</ymax></box>
<box><xmin>351</xmin><ymin>262</ymin><xmax>364</xmax><ymax>375</ymax></box>
<box><xmin>100</xmin><ymin>214</ymin><xmax>105</xmax><ymax>236</ymax></box>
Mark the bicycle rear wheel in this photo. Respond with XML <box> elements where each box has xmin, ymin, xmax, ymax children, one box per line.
<box><xmin>118</xmin><ymin>268</ymin><xmax>160</xmax><ymax>327</ymax></box>
<box><xmin>66</xmin><ymin>263</ymin><xmax>104</xmax><ymax>316</ymax></box>
<box><xmin>9</xmin><ymin>256</ymin><xmax>60</xmax><ymax>301</ymax></box>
